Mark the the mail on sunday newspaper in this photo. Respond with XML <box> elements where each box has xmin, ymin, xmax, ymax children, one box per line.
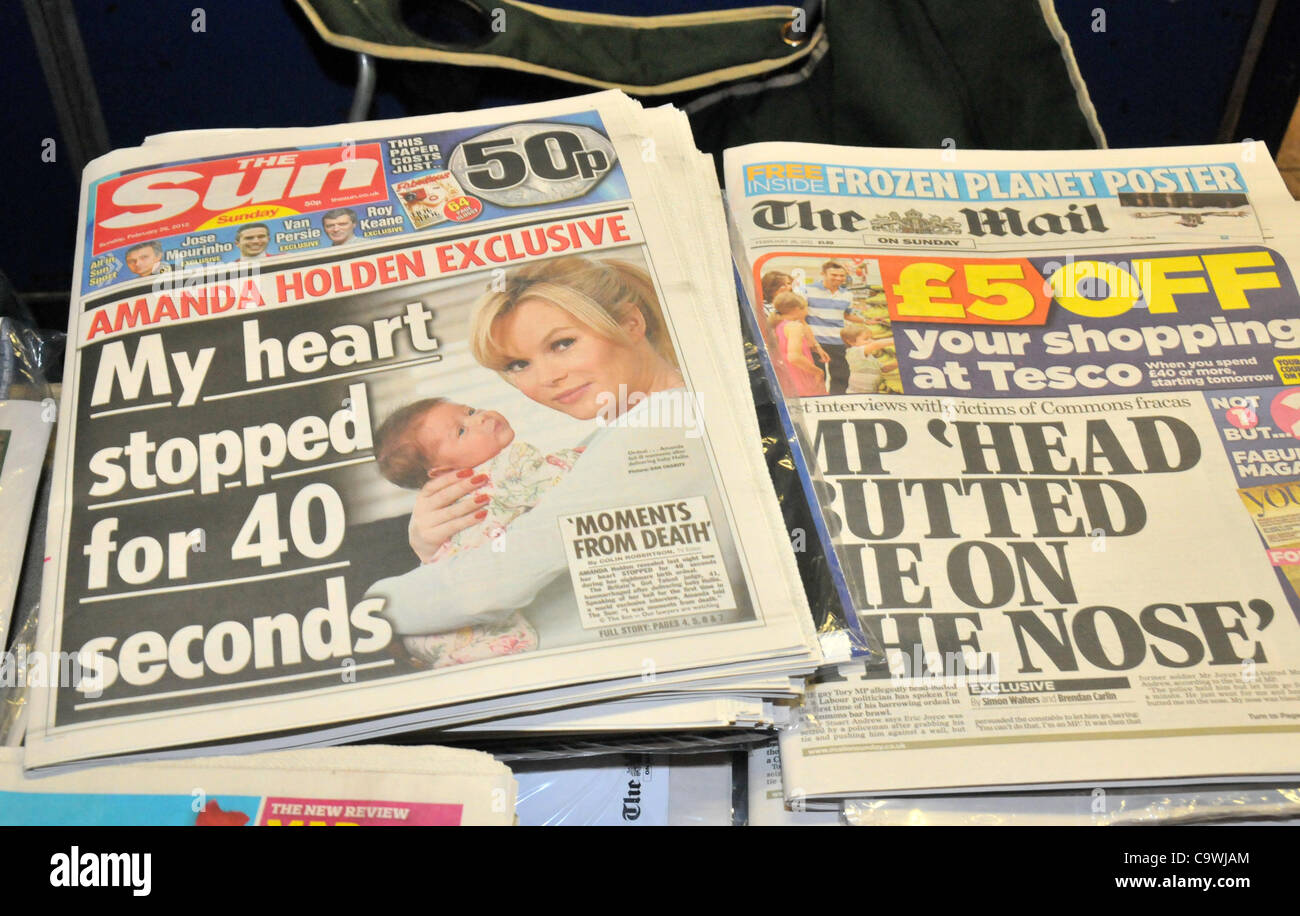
<box><xmin>725</xmin><ymin>141</ymin><xmax>1300</xmax><ymax>798</ymax></box>
<box><xmin>25</xmin><ymin>92</ymin><xmax>817</xmax><ymax>769</ymax></box>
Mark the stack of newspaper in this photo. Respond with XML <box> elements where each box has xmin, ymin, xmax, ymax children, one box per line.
<box><xmin>22</xmin><ymin>92</ymin><xmax>821</xmax><ymax>770</ymax></box>
<box><xmin>725</xmin><ymin>140</ymin><xmax>1300</xmax><ymax>811</ymax></box>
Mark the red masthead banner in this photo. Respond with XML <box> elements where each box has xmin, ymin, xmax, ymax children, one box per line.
<box><xmin>91</xmin><ymin>144</ymin><xmax>388</xmax><ymax>254</ymax></box>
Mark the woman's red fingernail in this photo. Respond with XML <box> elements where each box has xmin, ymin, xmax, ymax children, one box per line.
<box><xmin>456</xmin><ymin>468</ymin><xmax>474</xmax><ymax>478</ymax></box>
<box><xmin>474</xmin><ymin>494</ymin><xmax>490</xmax><ymax>504</ymax></box>
<box><xmin>470</xmin><ymin>474</ymin><xmax>488</xmax><ymax>484</ymax></box>
<box><xmin>474</xmin><ymin>510</ymin><xmax>488</xmax><ymax>520</ymax></box>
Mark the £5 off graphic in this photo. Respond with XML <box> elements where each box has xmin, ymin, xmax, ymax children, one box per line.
<box><xmin>879</xmin><ymin>250</ymin><xmax>1285</xmax><ymax>326</ymax></box>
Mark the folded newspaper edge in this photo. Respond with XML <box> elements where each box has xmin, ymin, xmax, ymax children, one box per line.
<box><xmin>0</xmin><ymin>745</ymin><xmax>515</xmax><ymax>825</ymax></box>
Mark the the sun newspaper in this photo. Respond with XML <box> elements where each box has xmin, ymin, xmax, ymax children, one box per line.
<box><xmin>725</xmin><ymin>141</ymin><xmax>1300</xmax><ymax>799</ymax></box>
<box><xmin>24</xmin><ymin>92</ymin><xmax>817</xmax><ymax>769</ymax></box>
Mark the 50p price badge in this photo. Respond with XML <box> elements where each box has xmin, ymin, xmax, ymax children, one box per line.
<box><xmin>449</xmin><ymin>122</ymin><xmax>617</xmax><ymax>208</ymax></box>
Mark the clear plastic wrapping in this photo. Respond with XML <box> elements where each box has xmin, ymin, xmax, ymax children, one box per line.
<box><xmin>843</xmin><ymin>786</ymin><xmax>1300</xmax><ymax>826</ymax></box>
<box><xmin>733</xmin><ymin>267</ymin><xmax>883</xmax><ymax>662</ymax></box>
<box><xmin>0</xmin><ymin>275</ymin><xmax>62</xmax><ymax>744</ymax></box>
<box><xmin>512</xmin><ymin>752</ymin><xmax>737</xmax><ymax>825</ymax></box>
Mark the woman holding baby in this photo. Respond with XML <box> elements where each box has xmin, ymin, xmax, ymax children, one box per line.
<box><xmin>366</xmin><ymin>254</ymin><xmax>742</xmax><ymax>658</ymax></box>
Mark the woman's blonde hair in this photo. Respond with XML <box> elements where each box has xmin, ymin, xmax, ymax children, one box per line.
<box><xmin>470</xmin><ymin>256</ymin><xmax>678</xmax><ymax>372</ymax></box>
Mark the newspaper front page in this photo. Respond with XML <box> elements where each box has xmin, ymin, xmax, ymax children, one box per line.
<box><xmin>725</xmin><ymin>142</ymin><xmax>1300</xmax><ymax>796</ymax></box>
<box><xmin>26</xmin><ymin>92</ymin><xmax>815</xmax><ymax>768</ymax></box>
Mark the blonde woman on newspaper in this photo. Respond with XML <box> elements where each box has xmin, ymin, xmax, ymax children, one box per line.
<box><xmin>366</xmin><ymin>255</ymin><xmax>746</xmax><ymax>655</ymax></box>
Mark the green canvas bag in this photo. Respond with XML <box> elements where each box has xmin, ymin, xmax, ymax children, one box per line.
<box><xmin>294</xmin><ymin>0</ymin><xmax>1104</xmax><ymax>154</ymax></box>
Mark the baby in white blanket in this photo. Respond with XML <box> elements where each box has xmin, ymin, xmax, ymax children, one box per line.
<box><xmin>374</xmin><ymin>398</ymin><xmax>582</xmax><ymax>668</ymax></box>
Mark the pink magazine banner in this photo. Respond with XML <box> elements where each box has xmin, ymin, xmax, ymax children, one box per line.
<box><xmin>259</xmin><ymin>796</ymin><xmax>463</xmax><ymax>826</ymax></box>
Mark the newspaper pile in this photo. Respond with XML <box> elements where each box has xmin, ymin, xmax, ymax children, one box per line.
<box><xmin>725</xmin><ymin>140</ymin><xmax>1300</xmax><ymax>807</ymax></box>
<box><xmin>22</xmin><ymin>91</ymin><xmax>820</xmax><ymax>770</ymax></box>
